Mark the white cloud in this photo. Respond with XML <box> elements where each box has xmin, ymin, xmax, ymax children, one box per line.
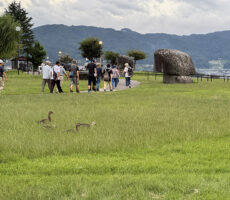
<box><xmin>1</xmin><ymin>0</ymin><xmax>230</xmax><ymax>35</ymax></box>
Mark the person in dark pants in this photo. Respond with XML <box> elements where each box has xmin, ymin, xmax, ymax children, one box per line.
<box><xmin>96</xmin><ymin>63</ymin><xmax>102</xmax><ymax>91</ymax></box>
<box><xmin>87</xmin><ymin>60</ymin><xmax>97</xmax><ymax>92</ymax></box>
<box><xmin>123</xmin><ymin>63</ymin><xmax>131</xmax><ymax>88</ymax></box>
<box><xmin>50</xmin><ymin>61</ymin><xmax>63</xmax><ymax>93</ymax></box>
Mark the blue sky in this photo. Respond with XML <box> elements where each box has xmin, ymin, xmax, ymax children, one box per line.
<box><xmin>1</xmin><ymin>0</ymin><xmax>230</xmax><ymax>35</ymax></box>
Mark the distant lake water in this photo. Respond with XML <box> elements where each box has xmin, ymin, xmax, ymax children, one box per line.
<box><xmin>196</xmin><ymin>68</ymin><xmax>230</xmax><ymax>76</ymax></box>
<box><xmin>136</xmin><ymin>64</ymin><xmax>230</xmax><ymax>76</ymax></box>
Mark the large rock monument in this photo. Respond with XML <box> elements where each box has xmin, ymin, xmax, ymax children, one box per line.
<box><xmin>154</xmin><ymin>49</ymin><xmax>196</xmax><ymax>83</ymax></box>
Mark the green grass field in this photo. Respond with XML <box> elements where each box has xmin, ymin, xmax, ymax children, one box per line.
<box><xmin>0</xmin><ymin>71</ymin><xmax>230</xmax><ymax>199</ymax></box>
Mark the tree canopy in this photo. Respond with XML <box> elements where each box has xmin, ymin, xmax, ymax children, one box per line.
<box><xmin>5</xmin><ymin>1</ymin><xmax>34</xmax><ymax>54</ymax></box>
<box><xmin>0</xmin><ymin>14</ymin><xmax>21</xmax><ymax>59</ymax></box>
<box><xmin>27</xmin><ymin>41</ymin><xmax>46</xmax><ymax>70</ymax></box>
<box><xmin>60</xmin><ymin>54</ymin><xmax>73</xmax><ymax>64</ymax></box>
<box><xmin>104</xmin><ymin>51</ymin><xmax>119</xmax><ymax>65</ymax></box>
<box><xmin>127</xmin><ymin>49</ymin><xmax>146</xmax><ymax>68</ymax></box>
<box><xmin>79</xmin><ymin>37</ymin><xmax>103</xmax><ymax>61</ymax></box>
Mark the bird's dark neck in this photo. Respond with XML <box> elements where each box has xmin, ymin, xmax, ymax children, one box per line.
<box><xmin>48</xmin><ymin>113</ymin><xmax>52</xmax><ymax>122</ymax></box>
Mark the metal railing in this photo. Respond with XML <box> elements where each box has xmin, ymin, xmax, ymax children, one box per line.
<box><xmin>142</xmin><ymin>72</ymin><xmax>230</xmax><ymax>82</ymax></box>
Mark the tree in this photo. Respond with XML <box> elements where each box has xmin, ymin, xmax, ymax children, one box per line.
<box><xmin>0</xmin><ymin>14</ymin><xmax>21</xmax><ymax>59</ymax></box>
<box><xmin>27</xmin><ymin>41</ymin><xmax>46</xmax><ymax>72</ymax></box>
<box><xmin>79</xmin><ymin>37</ymin><xmax>103</xmax><ymax>61</ymax></box>
<box><xmin>5</xmin><ymin>1</ymin><xmax>34</xmax><ymax>54</ymax></box>
<box><xmin>127</xmin><ymin>49</ymin><xmax>146</xmax><ymax>69</ymax></box>
<box><xmin>104</xmin><ymin>51</ymin><xmax>119</xmax><ymax>65</ymax></box>
<box><xmin>60</xmin><ymin>54</ymin><xmax>73</xmax><ymax>64</ymax></box>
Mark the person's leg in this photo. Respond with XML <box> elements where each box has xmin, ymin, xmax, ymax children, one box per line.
<box><xmin>88</xmin><ymin>76</ymin><xmax>92</xmax><ymax>92</ymax></box>
<box><xmin>60</xmin><ymin>76</ymin><xmax>63</xmax><ymax>87</ymax></box>
<box><xmin>70</xmin><ymin>78</ymin><xmax>73</xmax><ymax>92</ymax></box>
<box><xmin>109</xmin><ymin>81</ymin><xmax>112</xmax><ymax>91</ymax></box>
<box><xmin>47</xmin><ymin>79</ymin><xmax>51</xmax><ymax>92</ymax></box>
<box><xmin>104</xmin><ymin>81</ymin><xmax>107</xmax><ymax>91</ymax></box>
<box><xmin>41</xmin><ymin>79</ymin><xmax>46</xmax><ymax>93</ymax></box>
<box><xmin>125</xmin><ymin>77</ymin><xmax>129</xmax><ymax>87</ymax></box>
<box><xmin>93</xmin><ymin>77</ymin><xmax>96</xmax><ymax>91</ymax></box>
<box><xmin>114</xmin><ymin>78</ymin><xmax>118</xmax><ymax>88</ymax></box>
<box><xmin>0</xmin><ymin>77</ymin><xmax>4</xmax><ymax>91</ymax></box>
<box><xmin>96</xmin><ymin>77</ymin><xmax>101</xmax><ymax>91</ymax></box>
<box><xmin>128</xmin><ymin>77</ymin><xmax>131</xmax><ymax>88</ymax></box>
<box><xmin>56</xmin><ymin>80</ymin><xmax>63</xmax><ymax>93</ymax></box>
<box><xmin>76</xmin><ymin>79</ymin><xmax>80</xmax><ymax>93</ymax></box>
<box><xmin>73</xmin><ymin>78</ymin><xmax>78</xmax><ymax>93</ymax></box>
<box><xmin>50</xmin><ymin>80</ymin><xmax>55</xmax><ymax>93</ymax></box>
<box><xmin>112</xmin><ymin>78</ymin><xmax>115</xmax><ymax>89</ymax></box>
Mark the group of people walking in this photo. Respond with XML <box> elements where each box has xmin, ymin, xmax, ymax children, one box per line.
<box><xmin>41</xmin><ymin>60</ymin><xmax>79</xmax><ymax>93</ymax></box>
<box><xmin>0</xmin><ymin>59</ymin><xmax>133</xmax><ymax>93</ymax></box>
<box><xmin>41</xmin><ymin>59</ymin><xmax>133</xmax><ymax>93</ymax></box>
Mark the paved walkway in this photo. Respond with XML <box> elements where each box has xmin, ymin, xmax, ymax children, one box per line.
<box><xmin>83</xmin><ymin>79</ymin><xmax>140</xmax><ymax>93</ymax></box>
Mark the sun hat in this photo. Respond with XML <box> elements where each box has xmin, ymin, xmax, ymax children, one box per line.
<box><xmin>0</xmin><ymin>59</ymin><xmax>4</xmax><ymax>64</ymax></box>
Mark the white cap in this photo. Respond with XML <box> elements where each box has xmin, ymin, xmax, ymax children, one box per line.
<box><xmin>0</xmin><ymin>59</ymin><xmax>4</xmax><ymax>64</ymax></box>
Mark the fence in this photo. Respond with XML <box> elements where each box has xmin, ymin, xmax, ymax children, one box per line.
<box><xmin>142</xmin><ymin>72</ymin><xmax>230</xmax><ymax>82</ymax></box>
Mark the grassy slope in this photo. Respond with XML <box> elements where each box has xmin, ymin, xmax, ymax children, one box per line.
<box><xmin>0</xmin><ymin>71</ymin><xmax>230</xmax><ymax>199</ymax></box>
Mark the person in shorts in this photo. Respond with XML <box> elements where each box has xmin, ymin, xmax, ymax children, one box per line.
<box><xmin>0</xmin><ymin>60</ymin><xmax>7</xmax><ymax>92</ymax></box>
<box><xmin>69</xmin><ymin>60</ymin><xmax>79</xmax><ymax>93</ymax></box>
<box><xmin>87</xmin><ymin>60</ymin><xmax>97</xmax><ymax>92</ymax></box>
<box><xmin>103</xmin><ymin>64</ymin><xmax>113</xmax><ymax>92</ymax></box>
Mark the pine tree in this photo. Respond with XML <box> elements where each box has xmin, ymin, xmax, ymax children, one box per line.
<box><xmin>28</xmin><ymin>41</ymin><xmax>46</xmax><ymax>72</ymax></box>
<box><xmin>5</xmin><ymin>1</ymin><xmax>34</xmax><ymax>54</ymax></box>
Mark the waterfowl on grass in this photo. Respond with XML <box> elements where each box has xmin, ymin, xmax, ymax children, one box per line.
<box><xmin>37</xmin><ymin>111</ymin><xmax>53</xmax><ymax>124</ymax></box>
<box><xmin>66</xmin><ymin>121</ymin><xmax>96</xmax><ymax>133</ymax></box>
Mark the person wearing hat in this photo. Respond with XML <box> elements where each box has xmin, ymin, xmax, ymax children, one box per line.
<box><xmin>41</xmin><ymin>60</ymin><xmax>51</xmax><ymax>93</ymax></box>
<box><xmin>0</xmin><ymin>59</ymin><xmax>7</xmax><ymax>92</ymax></box>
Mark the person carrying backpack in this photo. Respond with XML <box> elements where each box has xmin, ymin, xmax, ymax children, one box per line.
<box><xmin>103</xmin><ymin>64</ymin><xmax>113</xmax><ymax>92</ymax></box>
<box><xmin>69</xmin><ymin>60</ymin><xmax>80</xmax><ymax>93</ymax></box>
<box><xmin>112</xmin><ymin>64</ymin><xmax>120</xmax><ymax>89</ymax></box>
<box><xmin>123</xmin><ymin>63</ymin><xmax>133</xmax><ymax>88</ymax></box>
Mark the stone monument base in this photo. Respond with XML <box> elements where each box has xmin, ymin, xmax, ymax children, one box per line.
<box><xmin>163</xmin><ymin>75</ymin><xmax>193</xmax><ymax>84</ymax></box>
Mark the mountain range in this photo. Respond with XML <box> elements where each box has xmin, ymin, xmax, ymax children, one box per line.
<box><xmin>33</xmin><ymin>24</ymin><xmax>230</xmax><ymax>69</ymax></box>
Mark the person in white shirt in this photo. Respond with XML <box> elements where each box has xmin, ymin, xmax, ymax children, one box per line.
<box><xmin>56</xmin><ymin>64</ymin><xmax>68</xmax><ymax>92</ymax></box>
<box><xmin>41</xmin><ymin>60</ymin><xmax>51</xmax><ymax>93</ymax></box>
<box><xmin>123</xmin><ymin>63</ymin><xmax>131</xmax><ymax>88</ymax></box>
<box><xmin>50</xmin><ymin>61</ymin><xmax>63</xmax><ymax>93</ymax></box>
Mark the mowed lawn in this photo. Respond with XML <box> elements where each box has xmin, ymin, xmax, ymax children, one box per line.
<box><xmin>0</xmin><ymin>71</ymin><xmax>230</xmax><ymax>199</ymax></box>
